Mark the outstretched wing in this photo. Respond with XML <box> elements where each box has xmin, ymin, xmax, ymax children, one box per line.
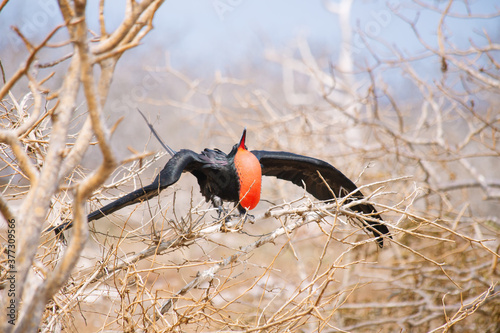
<box><xmin>48</xmin><ymin>149</ymin><xmax>205</xmax><ymax>235</ymax></box>
<box><xmin>251</xmin><ymin>150</ymin><xmax>390</xmax><ymax>247</ymax></box>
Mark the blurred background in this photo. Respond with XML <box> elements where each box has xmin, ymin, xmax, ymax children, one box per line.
<box><xmin>1</xmin><ymin>0</ymin><xmax>497</xmax><ymax>152</ymax></box>
<box><xmin>1</xmin><ymin>1</ymin><xmax>499</xmax><ymax>331</ymax></box>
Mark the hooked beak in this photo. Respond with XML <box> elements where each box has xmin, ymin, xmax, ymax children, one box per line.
<box><xmin>238</xmin><ymin>128</ymin><xmax>247</xmax><ymax>150</ymax></box>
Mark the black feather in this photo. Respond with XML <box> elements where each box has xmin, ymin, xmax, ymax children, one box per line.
<box><xmin>252</xmin><ymin>150</ymin><xmax>390</xmax><ymax>247</ymax></box>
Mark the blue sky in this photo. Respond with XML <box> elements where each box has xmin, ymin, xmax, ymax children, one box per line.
<box><xmin>1</xmin><ymin>0</ymin><xmax>497</xmax><ymax>77</ymax></box>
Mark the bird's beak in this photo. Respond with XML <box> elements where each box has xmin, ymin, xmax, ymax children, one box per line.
<box><xmin>238</xmin><ymin>128</ymin><xmax>247</xmax><ymax>150</ymax></box>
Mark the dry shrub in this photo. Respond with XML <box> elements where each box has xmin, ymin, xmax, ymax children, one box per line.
<box><xmin>0</xmin><ymin>1</ymin><xmax>499</xmax><ymax>332</ymax></box>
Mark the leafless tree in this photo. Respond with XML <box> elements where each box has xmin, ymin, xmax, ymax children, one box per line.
<box><xmin>0</xmin><ymin>1</ymin><xmax>165</xmax><ymax>331</ymax></box>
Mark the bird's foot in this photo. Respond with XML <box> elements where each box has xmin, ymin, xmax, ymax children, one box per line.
<box><xmin>214</xmin><ymin>203</ymin><xmax>253</xmax><ymax>232</ymax></box>
<box><xmin>216</xmin><ymin>205</ymin><xmax>226</xmax><ymax>218</ymax></box>
<box><xmin>219</xmin><ymin>214</ymin><xmax>243</xmax><ymax>232</ymax></box>
<box><xmin>218</xmin><ymin>212</ymin><xmax>251</xmax><ymax>232</ymax></box>
<box><xmin>244</xmin><ymin>213</ymin><xmax>255</xmax><ymax>224</ymax></box>
<box><xmin>215</xmin><ymin>206</ymin><xmax>232</xmax><ymax>232</ymax></box>
<box><xmin>228</xmin><ymin>212</ymin><xmax>254</xmax><ymax>231</ymax></box>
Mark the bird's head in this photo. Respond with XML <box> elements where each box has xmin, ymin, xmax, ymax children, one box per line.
<box><xmin>228</xmin><ymin>128</ymin><xmax>248</xmax><ymax>156</ymax></box>
<box><xmin>238</xmin><ymin>128</ymin><xmax>248</xmax><ymax>150</ymax></box>
<box><xmin>232</xmin><ymin>129</ymin><xmax>262</xmax><ymax>210</ymax></box>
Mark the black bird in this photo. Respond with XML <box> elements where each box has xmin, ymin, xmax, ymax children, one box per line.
<box><xmin>49</xmin><ymin>127</ymin><xmax>390</xmax><ymax>247</ymax></box>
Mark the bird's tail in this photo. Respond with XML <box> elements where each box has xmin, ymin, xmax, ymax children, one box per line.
<box><xmin>137</xmin><ymin>109</ymin><xmax>177</xmax><ymax>157</ymax></box>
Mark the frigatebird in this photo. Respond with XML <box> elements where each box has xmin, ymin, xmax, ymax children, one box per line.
<box><xmin>49</xmin><ymin>125</ymin><xmax>390</xmax><ymax>247</ymax></box>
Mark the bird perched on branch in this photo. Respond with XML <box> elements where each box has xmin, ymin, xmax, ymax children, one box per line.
<box><xmin>49</xmin><ymin>117</ymin><xmax>390</xmax><ymax>247</ymax></box>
